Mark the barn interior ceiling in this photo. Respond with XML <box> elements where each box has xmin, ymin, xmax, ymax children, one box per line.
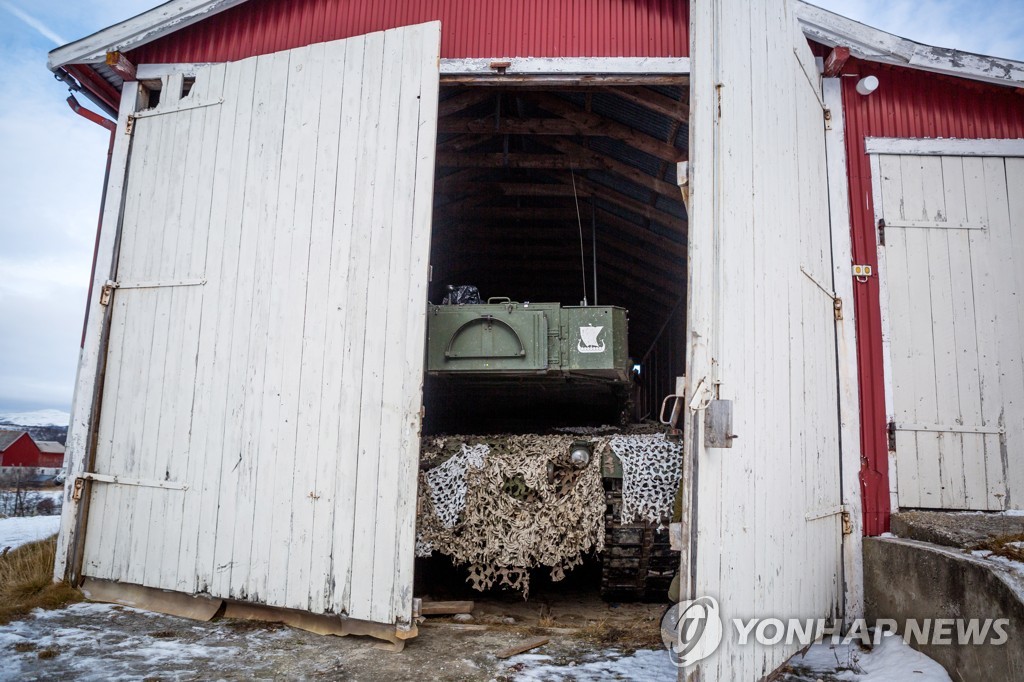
<box><xmin>429</xmin><ymin>82</ymin><xmax>690</xmax><ymax>367</ymax></box>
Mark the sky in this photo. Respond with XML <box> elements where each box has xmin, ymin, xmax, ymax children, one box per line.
<box><xmin>0</xmin><ymin>0</ymin><xmax>1021</xmax><ymax>414</ymax></box>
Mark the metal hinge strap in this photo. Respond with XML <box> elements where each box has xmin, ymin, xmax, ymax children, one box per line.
<box><xmin>79</xmin><ymin>472</ymin><xmax>187</xmax><ymax>491</ymax></box>
<box><xmin>99</xmin><ymin>278</ymin><xmax>206</xmax><ymax>306</ymax></box>
<box><xmin>800</xmin><ymin>266</ymin><xmax>843</xmax><ymax>320</ymax></box>
<box><xmin>894</xmin><ymin>422</ymin><xmax>1004</xmax><ymax>435</ymax></box>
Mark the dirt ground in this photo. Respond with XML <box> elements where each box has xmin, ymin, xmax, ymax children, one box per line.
<box><xmin>0</xmin><ymin>596</ymin><xmax>677</xmax><ymax>681</ymax></box>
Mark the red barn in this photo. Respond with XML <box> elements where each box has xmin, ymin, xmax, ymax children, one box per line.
<box><xmin>35</xmin><ymin>441</ymin><xmax>67</xmax><ymax>469</ymax></box>
<box><xmin>0</xmin><ymin>431</ymin><xmax>44</xmax><ymax>468</ymax></box>
<box><xmin>44</xmin><ymin>1</ymin><xmax>1024</xmax><ymax>678</ymax></box>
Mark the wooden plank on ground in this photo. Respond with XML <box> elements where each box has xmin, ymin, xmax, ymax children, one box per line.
<box><xmin>496</xmin><ymin>636</ymin><xmax>550</xmax><ymax>659</ymax></box>
<box><xmin>419</xmin><ymin>600</ymin><xmax>475</xmax><ymax>616</ymax></box>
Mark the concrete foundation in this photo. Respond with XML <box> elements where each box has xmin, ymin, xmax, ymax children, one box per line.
<box><xmin>863</xmin><ymin>536</ymin><xmax>1024</xmax><ymax>681</ymax></box>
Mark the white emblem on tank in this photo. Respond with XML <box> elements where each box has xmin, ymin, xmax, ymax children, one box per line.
<box><xmin>577</xmin><ymin>325</ymin><xmax>606</xmax><ymax>353</ymax></box>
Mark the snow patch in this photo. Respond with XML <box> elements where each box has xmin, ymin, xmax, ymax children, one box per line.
<box><xmin>0</xmin><ymin>515</ymin><xmax>60</xmax><ymax>551</ymax></box>
<box><xmin>788</xmin><ymin>632</ymin><xmax>951</xmax><ymax>681</ymax></box>
<box><xmin>505</xmin><ymin>648</ymin><xmax>677</xmax><ymax>681</ymax></box>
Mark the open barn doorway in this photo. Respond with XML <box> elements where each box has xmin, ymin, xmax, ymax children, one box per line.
<box><xmin>414</xmin><ymin>70</ymin><xmax>690</xmax><ymax>620</ymax></box>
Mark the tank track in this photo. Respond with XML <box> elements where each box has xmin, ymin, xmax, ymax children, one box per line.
<box><xmin>600</xmin><ymin>478</ymin><xmax>678</xmax><ymax>602</ymax></box>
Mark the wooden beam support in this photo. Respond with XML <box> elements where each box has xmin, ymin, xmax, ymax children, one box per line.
<box><xmin>438</xmin><ymin>115</ymin><xmax>680</xmax><ymax>163</ymax></box>
<box><xmin>433</xmin><ymin>204</ymin><xmax>687</xmax><ymax>259</ymax></box>
<box><xmin>436</xmin><ymin>152</ymin><xmax>604</xmax><ymax>171</ymax></box>
<box><xmin>430</xmin><ymin>230</ymin><xmax>685</xmax><ymax>279</ymax></box>
<box><xmin>435</xmin><ymin>143</ymin><xmax>680</xmax><ymax>199</ymax></box>
<box><xmin>437</xmin><ymin>134</ymin><xmax>493</xmax><ymax>152</ymax></box>
<box><xmin>607</xmin><ymin>86</ymin><xmax>688</xmax><ymax>120</ymax></box>
<box><xmin>522</xmin><ymin>92</ymin><xmax>685</xmax><ymax>162</ymax></box>
<box><xmin>438</xmin><ymin>90</ymin><xmax>494</xmax><ymax>118</ymax></box>
<box><xmin>105</xmin><ymin>51</ymin><xmax>137</xmax><ymax>82</ymax></box>
<box><xmin>824</xmin><ymin>47</ymin><xmax>851</xmax><ymax>77</ymax></box>
<box><xmin>440</xmin><ymin>74</ymin><xmax>687</xmax><ymax>87</ymax></box>
<box><xmin>535</xmin><ymin>171</ymin><xmax>685</xmax><ymax>229</ymax></box>
<box><xmin>541</xmin><ymin>137</ymin><xmax>682</xmax><ymax>198</ymax></box>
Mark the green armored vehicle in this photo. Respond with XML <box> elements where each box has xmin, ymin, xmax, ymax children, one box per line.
<box><xmin>415</xmin><ymin>287</ymin><xmax>681</xmax><ymax>602</ymax></box>
<box><xmin>426</xmin><ymin>297</ymin><xmax>630</xmax><ymax>383</ymax></box>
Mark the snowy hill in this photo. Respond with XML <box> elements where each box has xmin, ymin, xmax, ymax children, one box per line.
<box><xmin>0</xmin><ymin>410</ymin><xmax>70</xmax><ymax>446</ymax></box>
<box><xmin>0</xmin><ymin>409</ymin><xmax>70</xmax><ymax>427</ymax></box>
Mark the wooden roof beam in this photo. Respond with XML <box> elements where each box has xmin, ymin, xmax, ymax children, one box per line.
<box><xmin>606</xmin><ymin>86</ymin><xmax>688</xmax><ymax>120</ymax></box>
<box><xmin>522</xmin><ymin>92</ymin><xmax>685</xmax><ymax>163</ymax></box>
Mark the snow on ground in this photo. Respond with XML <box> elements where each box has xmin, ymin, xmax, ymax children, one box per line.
<box><xmin>784</xmin><ymin>632</ymin><xmax>951</xmax><ymax>681</ymax></box>
<box><xmin>0</xmin><ymin>602</ymin><xmax>293</xmax><ymax>681</ymax></box>
<box><xmin>0</xmin><ymin>410</ymin><xmax>69</xmax><ymax>427</ymax></box>
<box><xmin>504</xmin><ymin>648</ymin><xmax>677</xmax><ymax>681</ymax></box>
<box><xmin>0</xmin><ymin>515</ymin><xmax>60</xmax><ymax>551</ymax></box>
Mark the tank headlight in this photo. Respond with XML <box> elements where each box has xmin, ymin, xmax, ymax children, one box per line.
<box><xmin>569</xmin><ymin>442</ymin><xmax>593</xmax><ymax>467</ymax></box>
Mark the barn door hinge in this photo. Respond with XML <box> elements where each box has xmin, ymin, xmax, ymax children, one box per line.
<box><xmin>824</xmin><ymin>108</ymin><xmax>833</xmax><ymax>131</ymax></box>
<box><xmin>887</xmin><ymin>420</ymin><xmax>897</xmax><ymax>451</ymax></box>
<box><xmin>842</xmin><ymin>510</ymin><xmax>853</xmax><ymax>536</ymax></box>
<box><xmin>800</xmin><ymin>266</ymin><xmax>843</xmax><ymax>320</ymax></box>
<box><xmin>125</xmin><ymin>114</ymin><xmax>135</xmax><ymax>136</ymax></box>
<box><xmin>877</xmin><ymin>219</ymin><xmax>886</xmax><ymax>246</ymax></box>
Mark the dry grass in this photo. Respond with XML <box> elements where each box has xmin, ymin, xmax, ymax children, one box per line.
<box><xmin>0</xmin><ymin>535</ymin><xmax>82</xmax><ymax>625</ymax></box>
<box><xmin>972</xmin><ymin>533</ymin><xmax>1024</xmax><ymax>563</ymax></box>
<box><xmin>575</xmin><ymin>618</ymin><xmax>664</xmax><ymax>651</ymax></box>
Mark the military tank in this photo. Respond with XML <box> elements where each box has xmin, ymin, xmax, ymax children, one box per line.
<box><xmin>415</xmin><ymin>286</ymin><xmax>681</xmax><ymax>601</ymax></box>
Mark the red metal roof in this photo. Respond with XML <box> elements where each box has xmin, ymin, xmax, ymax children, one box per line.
<box><xmin>127</xmin><ymin>0</ymin><xmax>689</xmax><ymax>64</ymax></box>
<box><xmin>835</xmin><ymin>57</ymin><xmax>1024</xmax><ymax>535</ymax></box>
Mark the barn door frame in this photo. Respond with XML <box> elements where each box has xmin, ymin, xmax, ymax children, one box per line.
<box><xmin>56</xmin><ymin>81</ymin><xmax>146</xmax><ymax>585</ymax></box>
<box><xmin>822</xmin><ymin>77</ymin><xmax>865</xmax><ymax>625</ymax></box>
<box><xmin>867</xmin><ymin>135</ymin><xmax>1024</xmax><ymax>513</ymax></box>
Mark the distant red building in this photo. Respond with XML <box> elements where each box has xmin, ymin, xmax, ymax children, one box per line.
<box><xmin>0</xmin><ymin>431</ymin><xmax>43</xmax><ymax>467</ymax></box>
<box><xmin>35</xmin><ymin>441</ymin><xmax>66</xmax><ymax>468</ymax></box>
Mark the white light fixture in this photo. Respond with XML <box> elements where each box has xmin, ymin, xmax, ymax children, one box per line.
<box><xmin>856</xmin><ymin>75</ymin><xmax>879</xmax><ymax>96</ymax></box>
<box><xmin>569</xmin><ymin>443</ymin><xmax>592</xmax><ymax>468</ymax></box>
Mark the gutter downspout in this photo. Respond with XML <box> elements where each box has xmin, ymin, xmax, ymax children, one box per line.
<box><xmin>66</xmin><ymin>94</ymin><xmax>116</xmax><ymax>348</ymax></box>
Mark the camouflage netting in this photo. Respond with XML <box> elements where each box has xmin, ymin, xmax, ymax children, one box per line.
<box><xmin>416</xmin><ymin>434</ymin><xmax>606</xmax><ymax>597</ymax></box>
<box><xmin>608</xmin><ymin>435</ymin><xmax>684</xmax><ymax>525</ymax></box>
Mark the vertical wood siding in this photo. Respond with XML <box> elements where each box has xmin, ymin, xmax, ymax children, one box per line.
<box><xmin>875</xmin><ymin>153</ymin><xmax>1024</xmax><ymax>511</ymax></box>
<box><xmin>833</xmin><ymin>57</ymin><xmax>1024</xmax><ymax>534</ymax></box>
<box><xmin>688</xmin><ymin>1</ymin><xmax>844</xmax><ymax>678</ymax></box>
<box><xmin>126</xmin><ymin>0</ymin><xmax>689</xmax><ymax>64</ymax></box>
<box><xmin>78</xmin><ymin>22</ymin><xmax>440</xmax><ymax>628</ymax></box>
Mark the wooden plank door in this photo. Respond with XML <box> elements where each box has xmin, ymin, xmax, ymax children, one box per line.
<box><xmin>687</xmin><ymin>1</ymin><xmax>846</xmax><ymax>678</ymax></box>
<box><xmin>875</xmin><ymin>152</ymin><xmax>1024</xmax><ymax>511</ymax></box>
<box><xmin>71</xmin><ymin>22</ymin><xmax>441</xmax><ymax>631</ymax></box>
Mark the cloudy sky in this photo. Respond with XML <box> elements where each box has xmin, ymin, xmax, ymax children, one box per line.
<box><xmin>0</xmin><ymin>0</ymin><xmax>1021</xmax><ymax>414</ymax></box>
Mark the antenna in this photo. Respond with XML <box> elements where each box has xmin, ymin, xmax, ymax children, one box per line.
<box><xmin>570</xmin><ymin>167</ymin><xmax>588</xmax><ymax>306</ymax></box>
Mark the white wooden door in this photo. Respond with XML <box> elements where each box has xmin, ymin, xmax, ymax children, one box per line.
<box><xmin>874</xmin><ymin>151</ymin><xmax>1024</xmax><ymax>511</ymax></box>
<box><xmin>76</xmin><ymin>22</ymin><xmax>440</xmax><ymax>630</ymax></box>
<box><xmin>687</xmin><ymin>0</ymin><xmax>845</xmax><ymax>678</ymax></box>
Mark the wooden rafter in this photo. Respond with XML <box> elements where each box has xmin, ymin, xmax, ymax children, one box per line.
<box><xmin>437</xmin><ymin>134</ymin><xmax>493</xmax><ymax>152</ymax></box>
<box><xmin>438</xmin><ymin>90</ymin><xmax>494</xmax><ymax>117</ymax></box>
<box><xmin>431</xmin><ymin>238</ymin><xmax>684</xmax><ymax>287</ymax></box>
<box><xmin>432</xmin><ymin>204</ymin><xmax>687</xmax><ymax>259</ymax></box>
<box><xmin>438</xmin><ymin>116</ymin><xmax>679</xmax><ymax>163</ymax></box>
<box><xmin>437</xmin><ymin>143</ymin><xmax>681</xmax><ymax>199</ymax></box>
<box><xmin>522</xmin><ymin>92</ymin><xmax>685</xmax><ymax>162</ymax></box>
<box><xmin>532</xmin><ymin>171</ymin><xmax>684</xmax><ymax>229</ymax></box>
<box><xmin>607</xmin><ymin>86</ymin><xmax>688</xmax><ymax>120</ymax></box>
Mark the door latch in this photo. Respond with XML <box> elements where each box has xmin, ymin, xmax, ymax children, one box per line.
<box><xmin>99</xmin><ymin>280</ymin><xmax>118</xmax><ymax>306</ymax></box>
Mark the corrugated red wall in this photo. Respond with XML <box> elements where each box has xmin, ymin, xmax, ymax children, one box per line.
<box><xmin>128</xmin><ymin>0</ymin><xmax>689</xmax><ymax>64</ymax></box>
<box><xmin>836</xmin><ymin>57</ymin><xmax>1024</xmax><ymax>535</ymax></box>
